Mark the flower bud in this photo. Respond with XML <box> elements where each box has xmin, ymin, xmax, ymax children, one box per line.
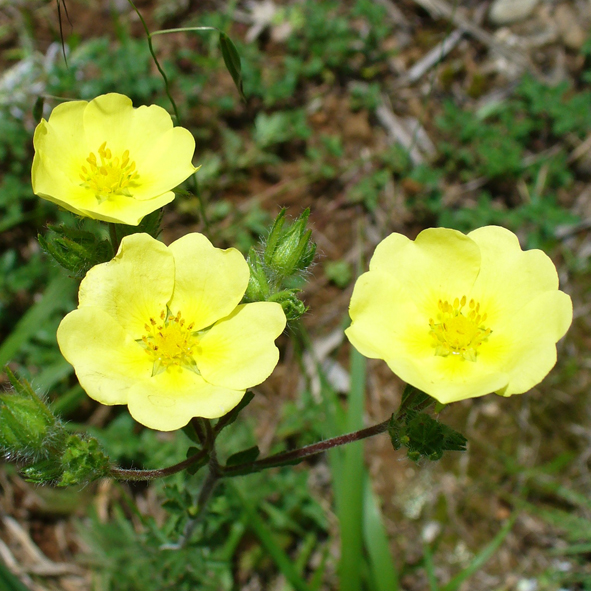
<box><xmin>0</xmin><ymin>395</ymin><xmax>53</xmax><ymax>452</ymax></box>
<box><xmin>244</xmin><ymin>248</ymin><xmax>270</xmax><ymax>302</ymax></box>
<box><xmin>264</xmin><ymin>209</ymin><xmax>316</xmax><ymax>278</ymax></box>
<box><xmin>0</xmin><ymin>369</ymin><xmax>58</xmax><ymax>458</ymax></box>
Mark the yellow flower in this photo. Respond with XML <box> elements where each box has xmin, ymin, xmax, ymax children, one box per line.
<box><xmin>57</xmin><ymin>233</ymin><xmax>286</xmax><ymax>431</ymax></box>
<box><xmin>345</xmin><ymin>226</ymin><xmax>572</xmax><ymax>404</ymax></box>
<box><xmin>32</xmin><ymin>93</ymin><xmax>197</xmax><ymax>225</ymax></box>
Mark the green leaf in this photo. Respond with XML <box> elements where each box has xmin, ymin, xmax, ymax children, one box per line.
<box><xmin>32</xmin><ymin>96</ymin><xmax>44</xmax><ymax>124</ymax></box>
<box><xmin>219</xmin><ymin>32</ymin><xmax>246</xmax><ymax>102</ymax></box>
<box><xmin>185</xmin><ymin>447</ymin><xmax>208</xmax><ymax>476</ymax></box>
<box><xmin>389</xmin><ymin>411</ymin><xmax>467</xmax><ymax>462</ymax></box>
<box><xmin>215</xmin><ymin>391</ymin><xmax>254</xmax><ymax>433</ymax></box>
<box><xmin>226</xmin><ymin>445</ymin><xmax>260</xmax><ymax>467</ymax></box>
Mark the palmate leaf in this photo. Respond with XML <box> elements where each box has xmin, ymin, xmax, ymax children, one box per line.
<box><xmin>389</xmin><ymin>409</ymin><xmax>467</xmax><ymax>462</ymax></box>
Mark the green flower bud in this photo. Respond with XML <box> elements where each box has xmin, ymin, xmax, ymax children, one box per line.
<box><xmin>0</xmin><ymin>395</ymin><xmax>53</xmax><ymax>451</ymax></box>
<box><xmin>0</xmin><ymin>369</ymin><xmax>58</xmax><ymax>458</ymax></box>
<box><xmin>244</xmin><ymin>248</ymin><xmax>270</xmax><ymax>302</ymax></box>
<box><xmin>2</xmin><ymin>369</ymin><xmax>111</xmax><ymax>486</ymax></box>
<box><xmin>264</xmin><ymin>209</ymin><xmax>316</xmax><ymax>277</ymax></box>
<box><xmin>38</xmin><ymin>225</ymin><xmax>112</xmax><ymax>278</ymax></box>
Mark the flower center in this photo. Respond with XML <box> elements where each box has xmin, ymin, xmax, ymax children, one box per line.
<box><xmin>79</xmin><ymin>141</ymin><xmax>139</xmax><ymax>203</ymax></box>
<box><xmin>140</xmin><ymin>309</ymin><xmax>199</xmax><ymax>376</ymax></box>
<box><xmin>429</xmin><ymin>296</ymin><xmax>491</xmax><ymax>361</ymax></box>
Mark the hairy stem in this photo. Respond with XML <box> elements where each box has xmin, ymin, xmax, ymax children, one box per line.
<box><xmin>222</xmin><ymin>419</ymin><xmax>391</xmax><ymax>476</ymax></box>
<box><xmin>110</xmin><ymin>448</ymin><xmax>208</xmax><ymax>481</ymax></box>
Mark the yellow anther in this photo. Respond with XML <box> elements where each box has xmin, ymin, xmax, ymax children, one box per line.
<box><xmin>79</xmin><ymin>142</ymin><xmax>139</xmax><ymax>202</ymax></box>
<box><xmin>429</xmin><ymin>295</ymin><xmax>491</xmax><ymax>361</ymax></box>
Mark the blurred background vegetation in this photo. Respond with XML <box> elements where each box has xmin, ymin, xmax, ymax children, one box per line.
<box><xmin>1</xmin><ymin>0</ymin><xmax>591</xmax><ymax>589</ymax></box>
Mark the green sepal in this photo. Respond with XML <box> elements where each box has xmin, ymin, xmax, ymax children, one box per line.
<box><xmin>112</xmin><ymin>209</ymin><xmax>163</xmax><ymax>242</ymax></box>
<box><xmin>182</xmin><ymin>423</ymin><xmax>203</xmax><ymax>447</ymax></box>
<box><xmin>219</xmin><ymin>32</ymin><xmax>246</xmax><ymax>102</ymax></box>
<box><xmin>269</xmin><ymin>289</ymin><xmax>307</xmax><ymax>321</ymax></box>
<box><xmin>244</xmin><ymin>249</ymin><xmax>271</xmax><ymax>302</ymax></box>
<box><xmin>398</xmin><ymin>384</ymin><xmax>434</xmax><ymax>416</ymax></box>
<box><xmin>38</xmin><ymin>225</ymin><xmax>113</xmax><ymax>278</ymax></box>
<box><xmin>264</xmin><ymin>209</ymin><xmax>287</xmax><ymax>267</ymax></box>
<box><xmin>226</xmin><ymin>445</ymin><xmax>260</xmax><ymax>467</ymax></box>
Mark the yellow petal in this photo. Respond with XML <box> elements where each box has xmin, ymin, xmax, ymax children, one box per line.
<box><xmin>126</xmin><ymin>128</ymin><xmax>197</xmax><ymax>201</ymax></box>
<box><xmin>57</xmin><ymin>307</ymin><xmax>150</xmax><ymax>405</ymax></box>
<box><xmin>469</xmin><ymin>225</ymin><xmax>562</xmax><ymax>324</ymax></box>
<box><xmin>385</xmin><ymin>354</ymin><xmax>509</xmax><ymax>404</ymax></box>
<box><xmin>76</xmin><ymin>191</ymin><xmax>176</xmax><ymax>225</ymax></box>
<box><xmin>82</xmin><ymin>93</ymin><xmax>135</xmax><ymax>151</ymax></box>
<box><xmin>370</xmin><ymin>228</ymin><xmax>481</xmax><ymax>314</ymax></box>
<box><xmin>32</xmin><ymin>100</ymin><xmax>89</xmax><ymax>169</ymax></box>
<box><xmin>494</xmin><ymin>289</ymin><xmax>572</xmax><ymax>395</ymax></box>
<box><xmin>168</xmin><ymin>233</ymin><xmax>250</xmax><ymax>331</ymax></box>
<box><xmin>78</xmin><ymin>234</ymin><xmax>174</xmax><ymax>338</ymax></box>
<box><xmin>196</xmin><ymin>302</ymin><xmax>286</xmax><ymax>389</ymax></box>
<box><xmin>127</xmin><ymin>370</ymin><xmax>245</xmax><ymax>431</ymax></box>
<box><xmin>346</xmin><ymin>270</ymin><xmax>419</xmax><ymax>361</ymax></box>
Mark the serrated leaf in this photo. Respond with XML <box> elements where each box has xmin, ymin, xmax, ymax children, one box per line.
<box><xmin>219</xmin><ymin>32</ymin><xmax>246</xmax><ymax>102</ymax></box>
<box><xmin>405</xmin><ymin>413</ymin><xmax>443</xmax><ymax>461</ymax></box>
<box><xmin>439</xmin><ymin>423</ymin><xmax>467</xmax><ymax>453</ymax></box>
<box><xmin>226</xmin><ymin>446</ymin><xmax>260</xmax><ymax>467</ymax></box>
<box><xmin>389</xmin><ymin>410</ymin><xmax>467</xmax><ymax>462</ymax></box>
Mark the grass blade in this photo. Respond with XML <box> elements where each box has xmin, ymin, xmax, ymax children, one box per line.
<box><xmin>338</xmin><ymin>347</ymin><xmax>366</xmax><ymax>591</ymax></box>
<box><xmin>0</xmin><ymin>275</ymin><xmax>75</xmax><ymax>367</ymax></box>
<box><xmin>422</xmin><ymin>543</ymin><xmax>440</xmax><ymax>591</ymax></box>
<box><xmin>441</xmin><ymin>515</ymin><xmax>516</xmax><ymax>591</ymax></box>
<box><xmin>232</xmin><ymin>483</ymin><xmax>312</xmax><ymax>591</ymax></box>
<box><xmin>0</xmin><ymin>559</ymin><xmax>32</xmax><ymax>591</ymax></box>
<box><xmin>363</xmin><ymin>477</ymin><xmax>399</xmax><ymax>591</ymax></box>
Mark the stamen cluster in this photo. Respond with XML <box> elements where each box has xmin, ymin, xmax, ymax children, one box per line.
<box><xmin>80</xmin><ymin>141</ymin><xmax>139</xmax><ymax>202</ymax></box>
<box><xmin>429</xmin><ymin>296</ymin><xmax>491</xmax><ymax>361</ymax></box>
<box><xmin>141</xmin><ymin>309</ymin><xmax>197</xmax><ymax>375</ymax></box>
